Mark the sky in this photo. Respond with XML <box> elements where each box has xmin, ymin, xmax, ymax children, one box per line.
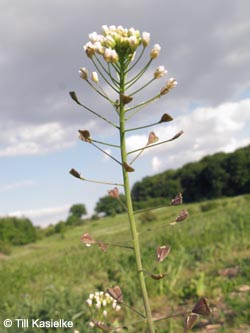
<box><xmin>1</xmin><ymin>0</ymin><xmax>250</xmax><ymax>227</ymax></box>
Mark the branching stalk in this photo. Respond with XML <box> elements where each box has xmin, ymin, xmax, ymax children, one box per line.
<box><xmin>119</xmin><ymin>59</ymin><xmax>155</xmax><ymax>333</ymax></box>
<box><xmin>72</xmin><ymin>26</ymin><xmax>185</xmax><ymax>333</ymax></box>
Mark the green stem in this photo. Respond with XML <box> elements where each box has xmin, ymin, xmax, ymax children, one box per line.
<box><xmin>126</xmin><ymin>94</ymin><xmax>160</xmax><ymax>118</ymax></box>
<box><xmin>129</xmin><ymin>77</ymin><xmax>155</xmax><ymax>96</ymax></box>
<box><xmin>125</xmin><ymin>46</ymin><xmax>146</xmax><ymax>74</ymax></box>
<box><xmin>79</xmin><ymin>177</ymin><xmax>124</xmax><ymax>187</ymax></box>
<box><xmin>119</xmin><ymin>60</ymin><xmax>155</xmax><ymax>333</ymax></box>
<box><xmin>125</xmin><ymin>121</ymin><xmax>159</xmax><ymax>132</ymax></box>
<box><xmin>91</xmin><ymin>57</ymin><xmax>119</xmax><ymax>92</ymax></box>
<box><xmin>92</xmin><ymin>139</ymin><xmax>120</xmax><ymax>148</ymax></box>
<box><xmin>91</xmin><ymin>142</ymin><xmax>122</xmax><ymax>166</ymax></box>
<box><xmin>69</xmin><ymin>91</ymin><xmax>118</xmax><ymax>128</ymax></box>
<box><xmin>127</xmin><ymin>131</ymin><xmax>184</xmax><ymax>155</ymax></box>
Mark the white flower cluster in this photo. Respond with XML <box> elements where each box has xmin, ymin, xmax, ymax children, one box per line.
<box><xmin>83</xmin><ymin>25</ymin><xmax>158</xmax><ymax>63</ymax></box>
<box><xmin>86</xmin><ymin>291</ymin><xmax>121</xmax><ymax>315</ymax></box>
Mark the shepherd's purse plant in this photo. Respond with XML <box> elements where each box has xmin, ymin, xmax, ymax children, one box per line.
<box><xmin>69</xmin><ymin>25</ymin><xmax>211</xmax><ymax>333</ymax></box>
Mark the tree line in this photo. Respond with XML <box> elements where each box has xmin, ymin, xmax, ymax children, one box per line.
<box><xmin>131</xmin><ymin>145</ymin><xmax>250</xmax><ymax>209</ymax></box>
<box><xmin>94</xmin><ymin>145</ymin><xmax>250</xmax><ymax>214</ymax></box>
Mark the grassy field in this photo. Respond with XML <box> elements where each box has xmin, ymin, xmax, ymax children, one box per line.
<box><xmin>0</xmin><ymin>195</ymin><xmax>250</xmax><ymax>333</ymax></box>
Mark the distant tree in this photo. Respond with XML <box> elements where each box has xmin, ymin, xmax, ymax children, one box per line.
<box><xmin>223</xmin><ymin>147</ymin><xmax>250</xmax><ymax>195</ymax></box>
<box><xmin>69</xmin><ymin>204</ymin><xmax>87</xmax><ymax>218</ymax></box>
<box><xmin>95</xmin><ymin>194</ymin><xmax>126</xmax><ymax>216</ymax></box>
<box><xmin>65</xmin><ymin>215</ymin><xmax>84</xmax><ymax>226</ymax></box>
<box><xmin>199</xmin><ymin>153</ymin><xmax>229</xmax><ymax>199</ymax></box>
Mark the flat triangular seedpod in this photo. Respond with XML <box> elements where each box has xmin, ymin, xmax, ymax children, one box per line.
<box><xmin>108</xmin><ymin>187</ymin><xmax>120</xmax><ymax>199</ymax></box>
<box><xmin>192</xmin><ymin>297</ymin><xmax>211</xmax><ymax>316</ymax></box>
<box><xmin>170</xmin><ymin>192</ymin><xmax>183</xmax><ymax>206</ymax></box>
<box><xmin>175</xmin><ymin>209</ymin><xmax>189</xmax><ymax>222</ymax></box>
<box><xmin>123</xmin><ymin>162</ymin><xmax>135</xmax><ymax>172</ymax></box>
<box><xmin>121</xmin><ymin>94</ymin><xmax>133</xmax><ymax>104</ymax></box>
<box><xmin>157</xmin><ymin>245</ymin><xmax>171</xmax><ymax>263</ymax></box>
<box><xmin>107</xmin><ymin>286</ymin><xmax>123</xmax><ymax>302</ymax></box>
<box><xmin>184</xmin><ymin>313</ymin><xmax>199</xmax><ymax>332</ymax></box>
<box><xmin>159</xmin><ymin>113</ymin><xmax>173</xmax><ymax>123</ymax></box>
<box><xmin>147</xmin><ymin>132</ymin><xmax>159</xmax><ymax>145</ymax></box>
<box><xmin>78</xmin><ymin>129</ymin><xmax>92</xmax><ymax>142</ymax></box>
<box><xmin>80</xmin><ymin>232</ymin><xmax>96</xmax><ymax>245</ymax></box>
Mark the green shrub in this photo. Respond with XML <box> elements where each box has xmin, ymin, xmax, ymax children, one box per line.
<box><xmin>138</xmin><ymin>211</ymin><xmax>157</xmax><ymax>224</ymax></box>
<box><xmin>0</xmin><ymin>217</ymin><xmax>36</xmax><ymax>245</ymax></box>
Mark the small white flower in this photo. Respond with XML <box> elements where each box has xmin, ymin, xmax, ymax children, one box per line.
<box><xmin>128</xmin><ymin>27</ymin><xmax>136</xmax><ymax>36</ymax></box>
<box><xmin>91</xmin><ymin>72</ymin><xmax>99</xmax><ymax>83</ymax></box>
<box><xmin>79</xmin><ymin>67</ymin><xmax>88</xmax><ymax>80</ymax></box>
<box><xmin>104</xmin><ymin>35</ymin><xmax>116</xmax><ymax>48</ymax></box>
<box><xmin>142</xmin><ymin>32</ymin><xmax>150</xmax><ymax>46</ymax></box>
<box><xmin>168</xmin><ymin>77</ymin><xmax>178</xmax><ymax>86</ymax></box>
<box><xmin>83</xmin><ymin>42</ymin><xmax>95</xmax><ymax>58</ymax></box>
<box><xmin>89</xmin><ymin>32</ymin><xmax>98</xmax><ymax>43</ymax></box>
<box><xmin>104</xmin><ymin>48</ymin><xmax>118</xmax><ymax>63</ymax></box>
<box><xmin>96</xmin><ymin>301</ymin><xmax>101</xmax><ymax>309</ymax></box>
<box><xmin>86</xmin><ymin>298</ymin><xmax>92</xmax><ymax>307</ymax></box>
<box><xmin>154</xmin><ymin>66</ymin><xmax>167</xmax><ymax>79</ymax></box>
<box><xmin>128</xmin><ymin>35</ymin><xmax>138</xmax><ymax>48</ymax></box>
<box><xmin>89</xmin><ymin>293</ymin><xmax>94</xmax><ymax>299</ymax></box>
<box><xmin>89</xmin><ymin>321</ymin><xmax>95</xmax><ymax>328</ymax></box>
<box><xmin>160</xmin><ymin>78</ymin><xmax>178</xmax><ymax>96</ymax></box>
<box><xmin>102</xmin><ymin>25</ymin><xmax>109</xmax><ymax>35</ymax></box>
<box><xmin>104</xmin><ymin>48</ymin><xmax>112</xmax><ymax>62</ymax></box>
<box><xmin>110</xmin><ymin>49</ymin><xmax>118</xmax><ymax>63</ymax></box>
<box><xmin>83</xmin><ymin>41</ymin><xmax>93</xmax><ymax>51</ymax></box>
<box><xmin>109</xmin><ymin>25</ymin><xmax>116</xmax><ymax>32</ymax></box>
<box><xmin>150</xmin><ymin>44</ymin><xmax>161</xmax><ymax>59</ymax></box>
<box><xmin>103</xmin><ymin>310</ymin><xmax>108</xmax><ymax>317</ymax></box>
<box><xmin>117</xmin><ymin>25</ymin><xmax>125</xmax><ymax>35</ymax></box>
<box><xmin>94</xmin><ymin>42</ymin><xmax>104</xmax><ymax>55</ymax></box>
<box><xmin>102</xmin><ymin>299</ymin><xmax>107</xmax><ymax>307</ymax></box>
<box><xmin>115</xmin><ymin>305</ymin><xmax>121</xmax><ymax>311</ymax></box>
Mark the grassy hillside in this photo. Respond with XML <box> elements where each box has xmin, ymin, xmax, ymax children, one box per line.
<box><xmin>0</xmin><ymin>195</ymin><xmax>250</xmax><ymax>333</ymax></box>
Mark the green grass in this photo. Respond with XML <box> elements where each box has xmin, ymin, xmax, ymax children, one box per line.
<box><xmin>0</xmin><ymin>195</ymin><xmax>250</xmax><ymax>332</ymax></box>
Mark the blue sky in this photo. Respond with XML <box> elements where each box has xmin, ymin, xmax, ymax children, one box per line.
<box><xmin>1</xmin><ymin>0</ymin><xmax>250</xmax><ymax>226</ymax></box>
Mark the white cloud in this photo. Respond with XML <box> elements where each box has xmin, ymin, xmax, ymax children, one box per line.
<box><xmin>102</xmin><ymin>148</ymin><xmax>112</xmax><ymax>160</ymax></box>
<box><xmin>0</xmin><ymin>180</ymin><xmax>35</xmax><ymax>192</ymax></box>
<box><xmin>5</xmin><ymin>205</ymin><xmax>71</xmax><ymax>227</ymax></box>
<box><xmin>0</xmin><ymin>122</ymin><xmax>76</xmax><ymax>156</ymax></box>
<box><xmin>152</xmin><ymin>156</ymin><xmax>162</xmax><ymax>172</ymax></box>
<box><xmin>126</xmin><ymin>98</ymin><xmax>250</xmax><ymax>172</ymax></box>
